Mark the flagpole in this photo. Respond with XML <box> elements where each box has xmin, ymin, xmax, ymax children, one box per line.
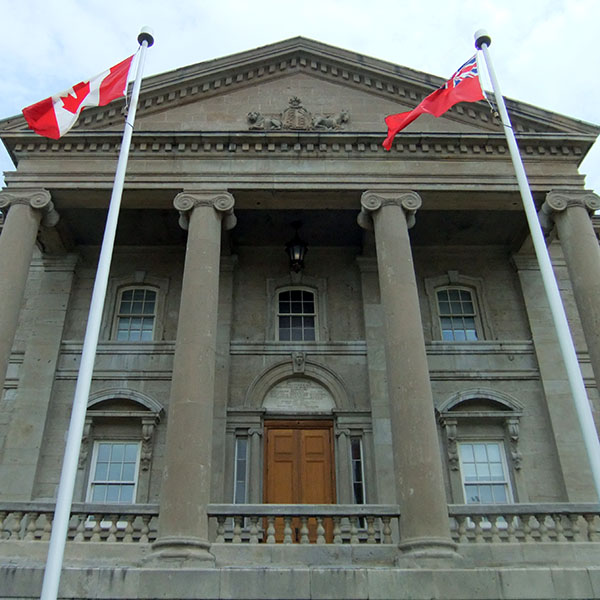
<box><xmin>474</xmin><ymin>29</ymin><xmax>600</xmax><ymax>500</ymax></box>
<box><xmin>40</xmin><ymin>27</ymin><xmax>154</xmax><ymax>600</ymax></box>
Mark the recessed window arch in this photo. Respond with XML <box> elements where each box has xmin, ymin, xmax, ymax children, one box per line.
<box><xmin>438</xmin><ymin>389</ymin><xmax>524</xmax><ymax>504</ymax></box>
<box><xmin>425</xmin><ymin>271</ymin><xmax>494</xmax><ymax>341</ymax></box>
<box><xmin>436</xmin><ymin>286</ymin><xmax>478</xmax><ymax>341</ymax></box>
<box><xmin>113</xmin><ymin>286</ymin><xmax>158</xmax><ymax>342</ymax></box>
<box><xmin>276</xmin><ymin>287</ymin><xmax>318</xmax><ymax>342</ymax></box>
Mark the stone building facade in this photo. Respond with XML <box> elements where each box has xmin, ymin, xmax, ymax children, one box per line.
<box><xmin>0</xmin><ymin>38</ymin><xmax>600</xmax><ymax>599</ymax></box>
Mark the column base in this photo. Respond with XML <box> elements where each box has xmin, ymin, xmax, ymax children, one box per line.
<box><xmin>147</xmin><ymin>536</ymin><xmax>215</xmax><ymax>566</ymax></box>
<box><xmin>398</xmin><ymin>536</ymin><xmax>460</xmax><ymax>562</ymax></box>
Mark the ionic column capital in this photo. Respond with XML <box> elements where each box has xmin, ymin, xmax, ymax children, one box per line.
<box><xmin>358</xmin><ymin>190</ymin><xmax>422</xmax><ymax>230</ymax></box>
<box><xmin>173</xmin><ymin>190</ymin><xmax>236</xmax><ymax>231</ymax></box>
<box><xmin>539</xmin><ymin>190</ymin><xmax>600</xmax><ymax>232</ymax></box>
<box><xmin>0</xmin><ymin>189</ymin><xmax>59</xmax><ymax>227</ymax></box>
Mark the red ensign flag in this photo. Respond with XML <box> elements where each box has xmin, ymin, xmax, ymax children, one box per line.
<box><xmin>383</xmin><ymin>55</ymin><xmax>485</xmax><ymax>150</ymax></box>
<box><xmin>22</xmin><ymin>56</ymin><xmax>134</xmax><ymax>139</ymax></box>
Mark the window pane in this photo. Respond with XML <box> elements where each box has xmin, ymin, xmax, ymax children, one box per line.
<box><xmin>279</xmin><ymin>329</ymin><xmax>291</xmax><ymax>341</ymax></box>
<box><xmin>486</xmin><ymin>443</ymin><xmax>500</xmax><ymax>461</ymax></box>
<box><xmin>473</xmin><ymin>444</ymin><xmax>487</xmax><ymax>462</ymax></box>
<box><xmin>464</xmin><ymin>485</ymin><xmax>480</xmax><ymax>504</ymax></box>
<box><xmin>462</xmin><ymin>463</ymin><xmax>477</xmax><ymax>482</ymax></box>
<box><xmin>120</xmin><ymin>485</ymin><xmax>134</xmax><ymax>503</ymax></box>
<box><xmin>122</xmin><ymin>463</ymin><xmax>136</xmax><ymax>481</ymax></box>
<box><xmin>460</xmin><ymin>444</ymin><xmax>474</xmax><ymax>462</ymax></box>
<box><xmin>94</xmin><ymin>462</ymin><xmax>108</xmax><ymax>480</ymax></box>
<box><xmin>279</xmin><ymin>300</ymin><xmax>290</xmax><ymax>313</ymax></box>
<box><xmin>92</xmin><ymin>485</ymin><xmax>107</xmax><ymax>502</ymax></box>
<box><xmin>492</xmin><ymin>485</ymin><xmax>507</xmax><ymax>503</ymax></box>
<box><xmin>106</xmin><ymin>485</ymin><xmax>120</xmax><ymax>502</ymax></box>
<box><xmin>97</xmin><ymin>443</ymin><xmax>111</xmax><ymax>461</ymax></box>
<box><xmin>303</xmin><ymin>328</ymin><xmax>315</xmax><ymax>341</ymax></box>
<box><xmin>291</xmin><ymin>302</ymin><xmax>302</xmax><ymax>313</ymax></box>
<box><xmin>108</xmin><ymin>463</ymin><xmax>122</xmax><ymax>480</ymax></box>
<box><xmin>291</xmin><ymin>328</ymin><xmax>303</xmax><ymax>341</ymax></box>
<box><xmin>290</xmin><ymin>290</ymin><xmax>302</xmax><ymax>301</ymax></box>
<box><xmin>453</xmin><ymin>329</ymin><xmax>466</xmax><ymax>341</ymax></box>
<box><xmin>479</xmin><ymin>485</ymin><xmax>493</xmax><ymax>503</ymax></box>
<box><xmin>489</xmin><ymin>462</ymin><xmax>504</xmax><ymax>480</ymax></box>
<box><xmin>475</xmin><ymin>462</ymin><xmax>491</xmax><ymax>481</ymax></box>
<box><xmin>448</xmin><ymin>289</ymin><xmax>460</xmax><ymax>301</ymax></box>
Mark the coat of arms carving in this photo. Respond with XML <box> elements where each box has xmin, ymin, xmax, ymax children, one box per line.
<box><xmin>247</xmin><ymin>97</ymin><xmax>349</xmax><ymax>131</ymax></box>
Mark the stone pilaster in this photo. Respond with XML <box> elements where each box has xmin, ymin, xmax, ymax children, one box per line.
<box><xmin>152</xmin><ymin>191</ymin><xmax>235</xmax><ymax>563</ymax></box>
<box><xmin>358</xmin><ymin>190</ymin><xmax>456</xmax><ymax>557</ymax></box>
<box><xmin>539</xmin><ymin>190</ymin><xmax>600</xmax><ymax>394</ymax></box>
<box><xmin>0</xmin><ymin>189</ymin><xmax>59</xmax><ymax>396</ymax></box>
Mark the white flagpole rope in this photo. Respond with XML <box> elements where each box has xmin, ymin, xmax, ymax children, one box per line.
<box><xmin>474</xmin><ymin>29</ymin><xmax>600</xmax><ymax>500</ymax></box>
<box><xmin>40</xmin><ymin>27</ymin><xmax>154</xmax><ymax>600</ymax></box>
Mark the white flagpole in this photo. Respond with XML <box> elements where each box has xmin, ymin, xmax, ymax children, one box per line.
<box><xmin>40</xmin><ymin>27</ymin><xmax>154</xmax><ymax>600</ymax></box>
<box><xmin>474</xmin><ymin>29</ymin><xmax>600</xmax><ymax>499</ymax></box>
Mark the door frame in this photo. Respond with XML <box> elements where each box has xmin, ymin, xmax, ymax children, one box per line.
<box><xmin>263</xmin><ymin>419</ymin><xmax>336</xmax><ymax>504</ymax></box>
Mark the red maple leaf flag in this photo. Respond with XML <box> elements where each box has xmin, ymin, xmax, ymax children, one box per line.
<box><xmin>22</xmin><ymin>56</ymin><xmax>134</xmax><ymax>139</ymax></box>
<box><xmin>383</xmin><ymin>55</ymin><xmax>485</xmax><ymax>150</ymax></box>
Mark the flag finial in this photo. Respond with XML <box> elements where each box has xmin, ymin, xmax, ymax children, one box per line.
<box><xmin>138</xmin><ymin>26</ymin><xmax>155</xmax><ymax>47</ymax></box>
<box><xmin>474</xmin><ymin>29</ymin><xmax>491</xmax><ymax>50</ymax></box>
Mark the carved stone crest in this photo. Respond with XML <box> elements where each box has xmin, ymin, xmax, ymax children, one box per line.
<box><xmin>247</xmin><ymin>97</ymin><xmax>349</xmax><ymax>131</ymax></box>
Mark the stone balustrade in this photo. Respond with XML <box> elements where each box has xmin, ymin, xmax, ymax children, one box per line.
<box><xmin>1</xmin><ymin>502</ymin><xmax>599</xmax><ymax>546</ymax></box>
<box><xmin>449</xmin><ymin>503</ymin><xmax>600</xmax><ymax>543</ymax></box>
<box><xmin>0</xmin><ymin>502</ymin><xmax>158</xmax><ymax>543</ymax></box>
<box><xmin>208</xmin><ymin>504</ymin><xmax>400</xmax><ymax>544</ymax></box>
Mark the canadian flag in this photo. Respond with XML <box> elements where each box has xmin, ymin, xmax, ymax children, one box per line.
<box><xmin>22</xmin><ymin>56</ymin><xmax>134</xmax><ymax>139</ymax></box>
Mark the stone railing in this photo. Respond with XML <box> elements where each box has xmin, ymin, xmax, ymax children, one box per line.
<box><xmin>2</xmin><ymin>502</ymin><xmax>599</xmax><ymax>546</ymax></box>
<box><xmin>207</xmin><ymin>504</ymin><xmax>400</xmax><ymax>544</ymax></box>
<box><xmin>449</xmin><ymin>503</ymin><xmax>600</xmax><ymax>543</ymax></box>
<box><xmin>0</xmin><ymin>502</ymin><xmax>159</xmax><ymax>543</ymax></box>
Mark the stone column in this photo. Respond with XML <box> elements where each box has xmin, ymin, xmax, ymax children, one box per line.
<box><xmin>358</xmin><ymin>190</ymin><xmax>456</xmax><ymax>557</ymax></box>
<box><xmin>0</xmin><ymin>189</ymin><xmax>59</xmax><ymax>395</ymax></box>
<box><xmin>540</xmin><ymin>190</ymin><xmax>600</xmax><ymax>393</ymax></box>
<box><xmin>152</xmin><ymin>191</ymin><xmax>235</xmax><ymax>563</ymax></box>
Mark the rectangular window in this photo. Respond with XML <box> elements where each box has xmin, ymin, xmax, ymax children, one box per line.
<box><xmin>87</xmin><ymin>441</ymin><xmax>140</xmax><ymax>504</ymax></box>
<box><xmin>115</xmin><ymin>288</ymin><xmax>156</xmax><ymax>341</ymax></box>
<box><xmin>437</xmin><ymin>288</ymin><xmax>478</xmax><ymax>341</ymax></box>
<box><xmin>458</xmin><ymin>441</ymin><xmax>512</xmax><ymax>504</ymax></box>
<box><xmin>350</xmin><ymin>437</ymin><xmax>366</xmax><ymax>504</ymax></box>
<box><xmin>233</xmin><ymin>437</ymin><xmax>249</xmax><ymax>504</ymax></box>
<box><xmin>277</xmin><ymin>289</ymin><xmax>316</xmax><ymax>341</ymax></box>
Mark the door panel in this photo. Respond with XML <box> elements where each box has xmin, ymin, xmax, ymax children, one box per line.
<box><xmin>264</xmin><ymin>421</ymin><xmax>335</xmax><ymax>542</ymax></box>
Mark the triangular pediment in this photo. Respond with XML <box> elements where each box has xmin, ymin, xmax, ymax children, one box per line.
<box><xmin>1</xmin><ymin>37</ymin><xmax>597</xmax><ymax>140</ymax></box>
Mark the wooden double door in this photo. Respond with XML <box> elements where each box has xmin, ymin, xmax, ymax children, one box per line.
<box><xmin>264</xmin><ymin>420</ymin><xmax>336</xmax><ymax>541</ymax></box>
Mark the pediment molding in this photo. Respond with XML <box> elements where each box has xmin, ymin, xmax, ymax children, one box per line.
<box><xmin>1</xmin><ymin>38</ymin><xmax>597</xmax><ymax>139</ymax></box>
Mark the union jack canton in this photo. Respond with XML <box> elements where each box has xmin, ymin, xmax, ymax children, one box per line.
<box><xmin>445</xmin><ymin>55</ymin><xmax>479</xmax><ymax>90</ymax></box>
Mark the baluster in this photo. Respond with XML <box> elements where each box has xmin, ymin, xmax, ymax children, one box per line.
<box><xmin>106</xmin><ymin>514</ymin><xmax>118</xmax><ymax>542</ymax></box>
<box><xmin>316</xmin><ymin>517</ymin><xmax>326</xmax><ymax>545</ymax></box>
<box><xmin>283</xmin><ymin>517</ymin><xmax>293</xmax><ymax>544</ymax></box>
<box><xmin>0</xmin><ymin>511</ymin><xmax>7</xmax><ymax>540</ymax></box>
<box><xmin>382</xmin><ymin>517</ymin><xmax>393</xmax><ymax>544</ymax></box>
<box><xmin>41</xmin><ymin>513</ymin><xmax>52</xmax><ymax>541</ymax></box>
<box><xmin>568</xmin><ymin>514</ymin><xmax>582</xmax><ymax>542</ymax></box>
<box><xmin>122</xmin><ymin>515</ymin><xmax>134</xmax><ymax>543</ymax></box>
<box><xmin>24</xmin><ymin>512</ymin><xmax>37</xmax><ymax>541</ymax></box>
<box><xmin>522</xmin><ymin>514</ymin><xmax>534</xmax><ymax>542</ymax></box>
<box><xmin>350</xmin><ymin>517</ymin><xmax>359</xmax><ymax>544</ymax></box>
<box><xmin>249</xmin><ymin>517</ymin><xmax>259</xmax><ymax>544</ymax></box>
<box><xmin>10</xmin><ymin>512</ymin><xmax>23</xmax><ymax>540</ymax></box>
<box><xmin>73</xmin><ymin>514</ymin><xmax>86</xmax><ymax>541</ymax></box>
<box><xmin>365</xmin><ymin>516</ymin><xmax>375</xmax><ymax>544</ymax></box>
<box><xmin>215</xmin><ymin>516</ymin><xmax>226</xmax><ymax>543</ymax></box>
<box><xmin>90</xmin><ymin>514</ymin><xmax>103</xmax><ymax>542</ymax></box>
<box><xmin>232</xmin><ymin>516</ymin><xmax>242</xmax><ymax>543</ymax></box>
<box><xmin>472</xmin><ymin>515</ymin><xmax>484</xmax><ymax>543</ymax></box>
<box><xmin>489</xmin><ymin>514</ymin><xmax>501</xmax><ymax>543</ymax></box>
<box><xmin>551</xmin><ymin>513</ymin><xmax>566</xmax><ymax>542</ymax></box>
<box><xmin>455</xmin><ymin>515</ymin><xmax>469</xmax><ymax>543</ymax></box>
<box><xmin>139</xmin><ymin>515</ymin><xmax>151</xmax><ymax>543</ymax></box>
<box><xmin>333</xmin><ymin>517</ymin><xmax>342</xmax><ymax>544</ymax></box>
<box><xmin>505</xmin><ymin>514</ymin><xmax>517</xmax><ymax>543</ymax></box>
<box><xmin>536</xmin><ymin>514</ymin><xmax>549</xmax><ymax>542</ymax></box>
<box><xmin>266</xmin><ymin>517</ymin><xmax>276</xmax><ymax>544</ymax></box>
<box><xmin>584</xmin><ymin>514</ymin><xmax>599</xmax><ymax>542</ymax></box>
<box><xmin>299</xmin><ymin>517</ymin><xmax>309</xmax><ymax>544</ymax></box>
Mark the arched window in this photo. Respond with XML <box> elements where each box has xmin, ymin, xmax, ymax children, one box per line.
<box><xmin>276</xmin><ymin>288</ymin><xmax>317</xmax><ymax>341</ymax></box>
<box><xmin>113</xmin><ymin>287</ymin><xmax>157</xmax><ymax>341</ymax></box>
<box><xmin>436</xmin><ymin>287</ymin><xmax>479</xmax><ymax>341</ymax></box>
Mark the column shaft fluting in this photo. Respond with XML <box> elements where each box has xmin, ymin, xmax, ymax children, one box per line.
<box><xmin>360</xmin><ymin>191</ymin><xmax>454</xmax><ymax>555</ymax></box>
<box><xmin>545</xmin><ymin>192</ymin><xmax>600</xmax><ymax>394</ymax></box>
<box><xmin>155</xmin><ymin>192</ymin><xmax>234</xmax><ymax>561</ymax></box>
<box><xmin>0</xmin><ymin>200</ymin><xmax>44</xmax><ymax>393</ymax></box>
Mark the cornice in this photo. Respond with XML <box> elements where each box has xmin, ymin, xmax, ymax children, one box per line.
<box><xmin>2</xmin><ymin>131</ymin><xmax>593</xmax><ymax>163</ymax></box>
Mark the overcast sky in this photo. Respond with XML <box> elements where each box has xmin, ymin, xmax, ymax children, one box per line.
<box><xmin>0</xmin><ymin>0</ymin><xmax>598</xmax><ymax>193</ymax></box>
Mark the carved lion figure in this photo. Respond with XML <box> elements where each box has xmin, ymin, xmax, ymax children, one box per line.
<box><xmin>247</xmin><ymin>111</ymin><xmax>282</xmax><ymax>130</ymax></box>
<box><xmin>312</xmin><ymin>109</ymin><xmax>349</xmax><ymax>130</ymax></box>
